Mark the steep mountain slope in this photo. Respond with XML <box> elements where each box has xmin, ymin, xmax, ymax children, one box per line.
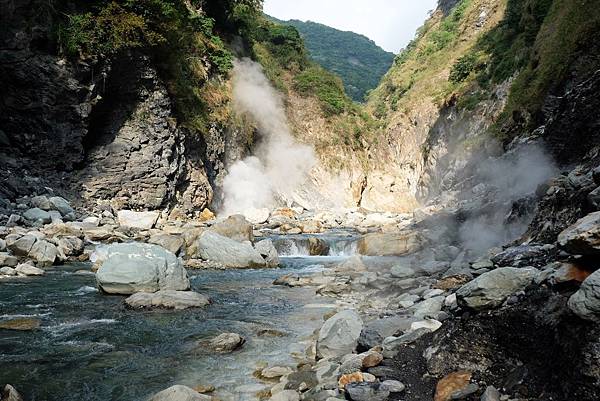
<box><xmin>269</xmin><ymin>17</ymin><xmax>395</xmax><ymax>102</ymax></box>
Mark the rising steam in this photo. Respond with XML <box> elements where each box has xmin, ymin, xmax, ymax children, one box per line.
<box><xmin>220</xmin><ymin>59</ymin><xmax>316</xmax><ymax>215</ymax></box>
<box><xmin>457</xmin><ymin>142</ymin><xmax>558</xmax><ymax>254</ymax></box>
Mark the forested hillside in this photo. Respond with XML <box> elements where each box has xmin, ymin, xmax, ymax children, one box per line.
<box><xmin>269</xmin><ymin>17</ymin><xmax>395</xmax><ymax>101</ymax></box>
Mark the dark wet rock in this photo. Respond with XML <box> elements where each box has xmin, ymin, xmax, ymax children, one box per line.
<box><xmin>558</xmin><ymin>211</ymin><xmax>600</xmax><ymax>255</ymax></box>
<box><xmin>23</xmin><ymin>208</ymin><xmax>51</xmax><ymax>224</ymax></box>
<box><xmin>491</xmin><ymin>244</ymin><xmax>556</xmax><ymax>268</ymax></box>
<box><xmin>568</xmin><ymin>269</ymin><xmax>600</xmax><ymax>321</ymax></box>
<box><xmin>456</xmin><ymin>267</ymin><xmax>538</xmax><ymax>310</ymax></box>
<box><xmin>345</xmin><ymin>382</ymin><xmax>390</xmax><ymax>401</ymax></box>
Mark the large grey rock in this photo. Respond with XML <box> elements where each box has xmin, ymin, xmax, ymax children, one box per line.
<box><xmin>196</xmin><ymin>231</ymin><xmax>266</xmax><ymax>268</ymax></box>
<box><xmin>125</xmin><ymin>290</ymin><xmax>209</xmax><ymax>310</ymax></box>
<box><xmin>48</xmin><ymin>196</ymin><xmax>74</xmax><ymax>216</ymax></box>
<box><xmin>30</xmin><ymin>195</ymin><xmax>52</xmax><ymax>210</ymax></box>
<box><xmin>410</xmin><ymin>296</ymin><xmax>444</xmax><ymax>319</ymax></box>
<box><xmin>390</xmin><ymin>265</ymin><xmax>415</xmax><ymax>278</ymax></box>
<box><xmin>149</xmin><ymin>385</ymin><xmax>211</xmax><ymax>401</ymax></box>
<box><xmin>345</xmin><ymin>382</ymin><xmax>390</xmax><ymax>401</ymax></box>
<box><xmin>7</xmin><ymin>234</ymin><xmax>37</xmax><ymax>256</ymax></box>
<box><xmin>57</xmin><ymin>236</ymin><xmax>84</xmax><ymax>257</ymax></box>
<box><xmin>210</xmin><ymin>214</ymin><xmax>253</xmax><ymax>242</ymax></box>
<box><xmin>23</xmin><ymin>208</ymin><xmax>51</xmax><ymax>224</ymax></box>
<box><xmin>456</xmin><ymin>267</ymin><xmax>537</xmax><ymax>310</ymax></box>
<box><xmin>382</xmin><ymin>328</ymin><xmax>430</xmax><ymax>358</ymax></box>
<box><xmin>0</xmin><ymin>267</ymin><xmax>16</xmax><ymax>276</ymax></box>
<box><xmin>568</xmin><ymin>269</ymin><xmax>600</xmax><ymax>321</ymax></box>
<box><xmin>255</xmin><ymin>239</ymin><xmax>280</xmax><ymax>267</ymax></box>
<box><xmin>148</xmin><ymin>233</ymin><xmax>184</xmax><ymax>255</ymax></box>
<box><xmin>357</xmin><ymin>231</ymin><xmax>424</xmax><ymax>256</ymax></box>
<box><xmin>269</xmin><ymin>390</ymin><xmax>300</xmax><ymax>401</ymax></box>
<box><xmin>117</xmin><ymin>210</ymin><xmax>160</xmax><ymax>230</ymax></box>
<box><xmin>243</xmin><ymin>208</ymin><xmax>270</xmax><ymax>225</ymax></box>
<box><xmin>317</xmin><ymin>310</ymin><xmax>363</xmax><ymax>359</ymax></box>
<box><xmin>558</xmin><ymin>211</ymin><xmax>600</xmax><ymax>255</ymax></box>
<box><xmin>28</xmin><ymin>240</ymin><xmax>58</xmax><ymax>266</ymax></box>
<box><xmin>15</xmin><ymin>263</ymin><xmax>45</xmax><ymax>276</ymax></box>
<box><xmin>96</xmin><ymin>243</ymin><xmax>189</xmax><ymax>294</ymax></box>
<box><xmin>0</xmin><ymin>253</ymin><xmax>18</xmax><ymax>267</ymax></box>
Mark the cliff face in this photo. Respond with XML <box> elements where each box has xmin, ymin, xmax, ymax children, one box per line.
<box><xmin>0</xmin><ymin>0</ymin><xmax>219</xmax><ymax>214</ymax></box>
<box><xmin>359</xmin><ymin>0</ymin><xmax>600</xmax><ymax>213</ymax></box>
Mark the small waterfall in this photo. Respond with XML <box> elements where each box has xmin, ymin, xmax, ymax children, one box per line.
<box><xmin>272</xmin><ymin>235</ymin><xmax>359</xmax><ymax>257</ymax></box>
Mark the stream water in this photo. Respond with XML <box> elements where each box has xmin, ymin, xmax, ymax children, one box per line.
<box><xmin>0</xmin><ymin>234</ymin><xmax>359</xmax><ymax>401</ymax></box>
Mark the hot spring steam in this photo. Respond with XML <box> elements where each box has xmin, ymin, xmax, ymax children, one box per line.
<box><xmin>220</xmin><ymin>59</ymin><xmax>316</xmax><ymax>216</ymax></box>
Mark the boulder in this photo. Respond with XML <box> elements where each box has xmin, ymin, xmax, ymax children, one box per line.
<box><xmin>23</xmin><ymin>208</ymin><xmax>51</xmax><ymax>224</ymax></box>
<box><xmin>96</xmin><ymin>243</ymin><xmax>190</xmax><ymax>294</ymax></box>
<box><xmin>48</xmin><ymin>196</ymin><xmax>74</xmax><ymax>216</ymax></box>
<box><xmin>196</xmin><ymin>231</ymin><xmax>266</xmax><ymax>268</ymax></box>
<box><xmin>381</xmin><ymin>380</ymin><xmax>405</xmax><ymax>393</ymax></box>
<box><xmin>568</xmin><ymin>269</ymin><xmax>600</xmax><ymax>321</ymax></box>
<box><xmin>57</xmin><ymin>236</ymin><xmax>84</xmax><ymax>257</ymax></box>
<box><xmin>558</xmin><ymin>211</ymin><xmax>600</xmax><ymax>255</ymax></box>
<box><xmin>117</xmin><ymin>210</ymin><xmax>160</xmax><ymax>230</ymax></box>
<box><xmin>208</xmin><ymin>332</ymin><xmax>245</xmax><ymax>352</ymax></box>
<box><xmin>2</xmin><ymin>384</ymin><xmax>24</xmax><ymax>401</ymax></box>
<box><xmin>390</xmin><ymin>265</ymin><xmax>415</xmax><ymax>278</ymax></box>
<box><xmin>125</xmin><ymin>290</ymin><xmax>209</xmax><ymax>310</ymax></box>
<box><xmin>317</xmin><ymin>310</ymin><xmax>363</xmax><ymax>359</ymax></box>
<box><xmin>210</xmin><ymin>214</ymin><xmax>253</xmax><ymax>242</ymax></box>
<box><xmin>434</xmin><ymin>371</ymin><xmax>472</xmax><ymax>401</ymax></box>
<box><xmin>357</xmin><ymin>231</ymin><xmax>424</xmax><ymax>256</ymax></box>
<box><xmin>15</xmin><ymin>263</ymin><xmax>44</xmax><ymax>276</ymax></box>
<box><xmin>243</xmin><ymin>208</ymin><xmax>270</xmax><ymax>224</ymax></box>
<box><xmin>30</xmin><ymin>195</ymin><xmax>52</xmax><ymax>210</ymax></box>
<box><xmin>491</xmin><ymin>244</ymin><xmax>556</xmax><ymax>268</ymax></box>
<box><xmin>0</xmin><ymin>239</ymin><xmax>5</xmax><ymax>252</ymax></box>
<box><xmin>148</xmin><ymin>233</ymin><xmax>184</xmax><ymax>255</ymax></box>
<box><xmin>382</xmin><ymin>328</ymin><xmax>430</xmax><ymax>358</ymax></box>
<box><xmin>0</xmin><ymin>253</ymin><xmax>18</xmax><ymax>267</ymax></box>
<box><xmin>28</xmin><ymin>240</ymin><xmax>58</xmax><ymax>266</ymax></box>
<box><xmin>345</xmin><ymin>382</ymin><xmax>390</xmax><ymax>401</ymax></box>
<box><xmin>149</xmin><ymin>385</ymin><xmax>211</xmax><ymax>401</ymax></box>
<box><xmin>0</xmin><ymin>267</ymin><xmax>16</xmax><ymax>276</ymax></box>
<box><xmin>456</xmin><ymin>267</ymin><xmax>537</xmax><ymax>310</ymax></box>
<box><xmin>410</xmin><ymin>296</ymin><xmax>444</xmax><ymax>319</ymax></box>
<box><xmin>300</xmin><ymin>220</ymin><xmax>323</xmax><ymax>234</ymax></box>
<box><xmin>255</xmin><ymin>239</ymin><xmax>280</xmax><ymax>267</ymax></box>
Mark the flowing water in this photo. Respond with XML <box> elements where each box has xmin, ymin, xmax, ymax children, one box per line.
<box><xmin>0</xmin><ymin>234</ymin><xmax>359</xmax><ymax>401</ymax></box>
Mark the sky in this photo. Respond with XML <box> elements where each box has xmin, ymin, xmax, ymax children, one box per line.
<box><xmin>263</xmin><ymin>0</ymin><xmax>439</xmax><ymax>54</ymax></box>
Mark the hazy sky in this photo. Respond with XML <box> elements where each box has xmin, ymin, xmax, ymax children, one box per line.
<box><xmin>263</xmin><ymin>0</ymin><xmax>438</xmax><ymax>53</ymax></box>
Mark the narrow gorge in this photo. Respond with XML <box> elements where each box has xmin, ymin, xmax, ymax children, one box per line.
<box><xmin>1</xmin><ymin>0</ymin><xmax>600</xmax><ymax>400</ymax></box>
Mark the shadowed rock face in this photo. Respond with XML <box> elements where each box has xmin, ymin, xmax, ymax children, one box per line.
<box><xmin>0</xmin><ymin>0</ymin><xmax>212</xmax><ymax>213</ymax></box>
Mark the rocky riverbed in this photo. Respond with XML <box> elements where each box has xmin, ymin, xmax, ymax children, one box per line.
<box><xmin>2</xmin><ymin>154</ymin><xmax>600</xmax><ymax>401</ymax></box>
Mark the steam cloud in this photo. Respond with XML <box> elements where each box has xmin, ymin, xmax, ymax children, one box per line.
<box><xmin>220</xmin><ymin>58</ymin><xmax>316</xmax><ymax>215</ymax></box>
<box><xmin>457</xmin><ymin>142</ymin><xmax>558</xmax><ymax>254</ymax></box>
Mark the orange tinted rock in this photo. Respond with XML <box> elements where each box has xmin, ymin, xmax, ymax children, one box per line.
<box><xmin>362</xmin><ymin>352</ymin><xmax>383</xmax><ymax>368</ymax></box>
<box><xmin>199</xmin><ymin>209</ymin><xmax>215</xmax><ymax>222</ymax></box>
<box><xmin>434</xmin><ymin>275</ymin><xmax>471</xmax><ymax>290</ymax></box>
<box><xmin>434</xmin><ymin>371</ymin><xmax>472</xmax><ymax>401</ymax></box>
<box><xmin>339</xmin><ymin>372</ymin><xmax>364</xmax><ymax>389</ymax></box>
<box><xmin>553</xmin><ymin>263</ymin><xmax>592</xmax><ymax>284</ymax></box>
